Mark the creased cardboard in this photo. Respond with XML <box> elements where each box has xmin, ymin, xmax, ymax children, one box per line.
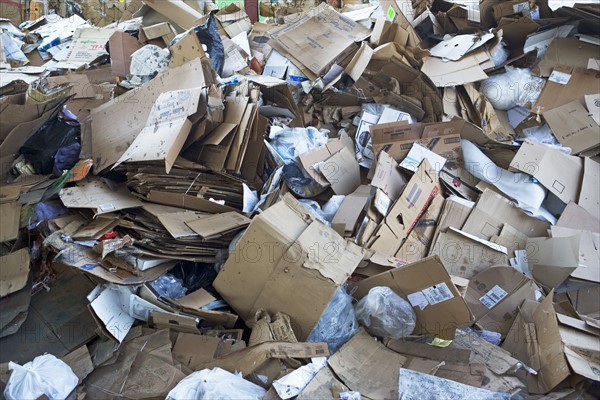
<box><xmin>0</xmin><ymin>201</ymin><xmax>21</xmax><ymax>242</ymax></box>
<box><xmin>55</xmin><ymin>27</ymin><xmax>118</xmax><ymax>70</ymax></box>
<box><xmin>527</xmin><ymin>236</ymin><xmax>580</xmax><ymax>288</ymax></box>
<box><xmin>327</xmin><ymin>329</ymin><xmax>407</xmax><ymax>399</ymax></box>
<box><xmin>331</xmin><ymin>185</ymin><xmax>370</xmax><ymax>236</ymax></box>
<box><xmin>551</xmin><ymin>226</ymin><xmax>599</xmax><ymax>284</ymax></box>
<box><xmin>320</xmin><ymin>147</ymin><xmax>361</xmax><ymax>195</ymax></box>
<box><xmin>114</xmin><ymin>88</ymin><xmax>201</xmax><ymax>173</ymax></box>
<box><xmin>543</xmin><ymin>98</ymin><xmax>600</xmax><ymax>155</ymax></box>
<box><xmin>369</xmin><ymin>158</ymin><xmax>439</xmax><ymax>256</ymax></box>
<box><xmin>91</xmin><ymin>59</ymin><xmax>205</xmax><ymax>173</ymax></box>
<box><xmin>108</xmin><ymin>31</ymin><xmax>142</xmax><ymax>77</ymax></box>
<box><xmin>430</xmin><ymin>227</ymin><xmax>508</xmax><ymax>279</ymax></box>
<box><xmin>214</xmin><ymin>194</ymin><xmax>364</xmax><ymax>340</ymax></box>
<box><xmin>351</xmin><ymin>255</ymin><xmax>473</xmax><ymax>339</ymax></box>
<box><xmin>509</xmin><ymin>140</ymin><xmax>583</xmax><ymax>204</ymax></box>
<box><xmin>465</xmin><ymin>266</ymin><xmax>538</xmax><ymax>336</ymax></box>
<box><xmin>59</xmin><ymin>178</ymin><xmax>143</xmax><ymax>215</ymax></box>
<box><xmin>534</xmin><ymin>66</ymin><xmax>600</xmax><ymax>115</ymax></box>
<box><xmin>186</xmin><ymin>211</ymin><xmax>251</xmax><ymax>239</ymax></box>
<box><xmin>370</xmin><ymin>150</ymin><xmax>408</xmax><ymax>200</ymax></box>
<box><xmin>143</xmin><ymin>0</ymin><xmax>203</xmax><ymax>30</ymax></box>
<box><xmin>578</xmin><ymin>157</ymin><xmax>600</xmax><ymax>220</ymax></box>
<box><xmin>269</xmin><ymin>4</ymin><xmax>370</xmax><ymax>79</ymax></box>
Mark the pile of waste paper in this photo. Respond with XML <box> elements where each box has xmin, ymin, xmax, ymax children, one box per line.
<box><xmin>0</xmin><ymin>0</ymin><xmax>599</xmax><ymax>398</ymax></box>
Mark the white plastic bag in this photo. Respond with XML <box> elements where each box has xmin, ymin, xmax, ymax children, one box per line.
<box><xmin>481</xmin><ymin>67</ymin><xmax>545</xmax><ymax>110</ymax></box>
<box><xmin>354</xmin><ymin>286</ymin><xmax>416</xmax><ymax>339</ymax></box>
<box><xmin>4</xmin><ymin>354</ymin><xmax>78</xmax><ymax>400</ymax></box>
<box><xmin>166</xmin><ymin>368</ymin><xmax>266</xmax><ymax>400</ymax></box>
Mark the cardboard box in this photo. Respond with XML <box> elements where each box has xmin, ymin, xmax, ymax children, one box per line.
<box><xmin>430</xmin><ymin>227</ymin><xmax>509</xmax><ymax>279</ymax></box>
<box><xmin>509</xmin><ymin>140</ymin><xmax>583</xmax><ymax>204</ymax></box>
<box><xmin>503</xmin><ymin>292</ymin><xmax>600</xmax><ymax>394</ymax></box>
<box><xmin>369</xmin><ymin>158</ymin><xmax>439</xmax><ymax>257</ymax></box>
<box><xmin>351</xmin><ymin>255</ymin><xmax>473</xmax><ymax>339</ymax></box>
<box><xmin>213</xmin><ymin>194</ymin><xmax>365</xmax><ymax>340</ymax></box>
<box><xmin>465</xmin><ymin>266</ymin><xmax>538</xmax><ymax>336</ymax></box>
<box><xmin>396</xmin><ymin>194</ymin><xmax>444</xmax><ymax>263</ymax></box>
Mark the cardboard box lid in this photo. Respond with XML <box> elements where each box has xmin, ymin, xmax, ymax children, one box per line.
<box><xmin>0</xmin><ymin>248</ymin><xmax>30</xmax><ymax>297</ymax></box>
<box><xmin>91</xmin><ymin>59</ymin><xmax>205</xmax><ymax>173</ymax></box>
<box><xmin>327</xmin><ymin>329</ymin><xmax>407</xmax><ymax>399</ymax></box>
<box><xmin>351</xmin><ymin>255</ymin><xmax>473</xmax><ymax>339</ymax></box>
<box><xmin>214</xmin><ymin>194</ymin><xmax>364</xmax><ymax>340</ymax></box>
<box><xmin>509</xmin><ymin>140</ymin><xmax>583</xmax><ymax>204</ymax></box>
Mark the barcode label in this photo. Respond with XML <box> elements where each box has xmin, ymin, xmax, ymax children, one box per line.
<box><xmin>421</xmin><ymin>283</ymin><xmax>454</xmax><ymax>305</ymax></box>
<box><xmin>479</xmin><ymin>285</ymin><xmax>508</xmax><ymax>309</ymax></box>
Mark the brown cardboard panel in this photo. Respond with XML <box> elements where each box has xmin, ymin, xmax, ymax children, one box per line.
<box><xmin>0</xmin><ymin>248</ymin><xmax>29</xmax><ymax>297</ymax></box>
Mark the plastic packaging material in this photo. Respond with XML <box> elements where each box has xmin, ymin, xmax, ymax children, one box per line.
<box><xmin>308</xmin><ymin>286</ymin><xmax>359</xmax><ymax>354</ymax></box>
<box><xmin>19</xmin><ymin>115</ymin><xmax>80</xmax><ymax>175</ymax></box>
<box><xmin>193</xmin><ymin>13</ymin><xmax>224</xmax><ymax>76</ymax></box>
<box><xmin>481</xmin><ymin>67</ymin><xmax>545</xmax><ymax>110</ymax></box>
<box><xmin>166</xmin><ymin>368</ymin><xmax>266</xmax><ymax>400</ymax></box>
<box><xmin>299</xmin><ymin>195</ymin><xmax>345</xmax><ymax>225</ymax></box>
<box><xmin>4</xmin><ymin>354</ymin><xmax>79</xmax><ymax>400</ymax></box>
<box><xmin>490</xmin><ymin>43</ymin><xmax>510</xmax><ymax>67</ymax></box>
<box><xmin>520</xmin><ymin>124</ymin><xmax>572</xmax><ymax>155</ymax></box>
<box><xmin>150</xmin><ymin>274</ymin><xmax>187</xmax><ymax>300</ymax></box>
<box><xmin>269</xmin><ymin>127</ymin><xmax>329</xmax><ymax>163</ymax></box>
<box><xmin>354</xmin><ymin>286</ymin><xmax>416</xmax><ymax>339</ymax></box>
<box><xmin>465</xmin><ymin>328</ymin><xmax>502</xmax><ymax>346</ymax></box>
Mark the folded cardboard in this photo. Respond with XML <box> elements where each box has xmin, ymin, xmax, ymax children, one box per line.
<box><xmin>320</xmin><ymin>147</ymin><xmax>361</xmax><ymax>195</ymax></box>
<box><xmin>503</xmin><ymin>292</ymin><xmax>600</xmax><ymax>394</ymax></box>
<box><xmin>351</xmin><ymin>255</ymin><xmax>473</xmax><ymax>340</ymax></box>
<box><xmin>430</xmin><ymin>195</ymin><xmax>474</xmax><ymax>250</ymax></box>
<box><xmin>396</xmin><ymin>194</ymin><xmax>444</xmax><ymax>263</ymax></box>
<box><xmin>91</xmin><ymin>59</ymin><xmax>205</xmax><ymax>173</ymax></box>
<box><xmin>143</xmin><ymin>0</ymin><xmax>203</xmax><ymax>30</ymax></box>
<box><xmin>214</xmin><ymin>194</ymin><xmax>364</xmax><ymax>340</ymax></box>
<box><xmin>461</xmin><ymin>188</ymin><xmax>550</xmax><ymax>239</ymax></box>
<box><xmin>298</xmin><ymin>139</ymin><xmax>346</xmax><ymax>187</ymax></box>
<box><xmin>269</xmin><ymin>4</ymin><xmax>370</xmax><ymax>79</ymax></box>
<box><xmin>536</xmin><ymin>37</ymin><xmax>600</xmax><ymax>77</ymax></box>
<box><xmin>186</xmin><ymin>211</ymin><xmax>251</xmax><ymax>239</ymax></box>
<box><xmin>114</xmin><ymin>88</ymin><xmax>201</xmax><ymax>173</ymax></box>
<box><xmin>430</xmin><ymin>227</ymin><xmax>509</xmax><ymax>279</ymax></box>
<box><xmin>331</xmin><ymin>185</ymin><xmax>370</xmax><ymax>236</ymax></box>
<box><xmin>465</xmin><ymin>266</ymin><xmax>538</xmax><ymax>336</ymax></box>
<box><xmin>527</xmin><ymin>235</ymin><xmax>580</xmax><ymax>288</ymax></box>
<box><xmin>59</xmin><ymin>178</ymin><xmax>143</xmax><ymax>215</ymax></box>
<box><xmin>370</xmin><ymin>150</ymin><xmax>408</xmax><ymax>200</ymax></box>
<box><xmin>0</xmin><ymin>201</ymin><xmax>21</xmax><ymax>242</ymax></box>
<box><xmin>509</xmin><ymin>140</ymin><xmax>583</xmax><ymax>204</ymax></box>
<box><xmin>55</xmin><ymin>27</ymin><xmax>118</xmax><ymax>70</ymax></box>
<box><xmin>557</xmin><ymin>201</ymin><xmax>600</xmax><ymax>234</ymax></box>
<box><xmin>369</xmin><ymin>158</ymin><xmax>439</xmax><ymax>256</ymax></box>
<box><xmin>551</xmin><ymin>226</ymin><xmax>599</xmax><ymax>284</ymax></box>
<box><xmin>108</xmin><ymin>31</ymin><xmax>143</xmax><ymax>77</ymax></box>
<box><xmin>578</xmin><ymin>157</ymin><xmax>600</xmax><ymax>220</ymax></box>
<box><xmin>543</xmin><ymin>98</ymin><xmax>600</xmax><ymax>155</ymax></box>
<box><xmin>534</xmin><ymin>66</ymin><xmax>600</xmax><ymax>115</ymax></box>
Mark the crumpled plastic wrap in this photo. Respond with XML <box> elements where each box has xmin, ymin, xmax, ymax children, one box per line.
<box><xmin>166</xmin><ymin>368</ymin><xmax>266</xmax><ymax>400</ymax></box>
<box><xmin>354</xmin><ymin>286</ymin><xmax>416</xmax><ymax>339</ymax></box>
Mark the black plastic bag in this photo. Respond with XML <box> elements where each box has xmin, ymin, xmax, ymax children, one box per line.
<box><xmin>193</xmin><ymin>13</ymin><xmax>224</xmax><ymax>76</ymax></box>
<box><xmin>20</xmin><ymin>116</ymin><xmax>80</xmax><ymax>175</ymax></box>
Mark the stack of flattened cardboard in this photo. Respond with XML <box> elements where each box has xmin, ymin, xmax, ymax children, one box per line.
<box><xmin>1</xmin><ymin>1</ymin><xmax>599</xmax><ymax>399</ymax></box>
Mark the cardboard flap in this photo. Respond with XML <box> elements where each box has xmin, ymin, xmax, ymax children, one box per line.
<box><xmin>59</xmin><ymin>179</ymin><xmax>143</xmax><ymax>215</ymax></box>
<box><xmin>527</xmin><ymin>236</ymin><xmax>580</xmax><ymax>288</ymax></box>
<box><xmin>0</xmin><ymin>248</ymin><xmax>30</xmax><ymax>297</ymax></box>
<box><xmin>186</xmin><ymin>211</ymin><xmax>251</xmax><ymax>239</ymax></box>
<box><xmin>352</xmin><ymin>256</ymin><xmax>473</xmax><ymax>340</ymax></box>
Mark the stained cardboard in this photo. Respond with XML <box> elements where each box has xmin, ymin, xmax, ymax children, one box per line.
<box><xmin>55</xmin><ymin>27</ymin><xmax>118</xmax><ymax>70</ymax></box>
<box><xmin>351</xmin><ymin>255</ymin><xmax>473</xmax><ymax>340</ymax></box>
<box><xmin>213</xmin><ymin>194</ymin><xmax>364</xmax><ymax>340</ymax></box>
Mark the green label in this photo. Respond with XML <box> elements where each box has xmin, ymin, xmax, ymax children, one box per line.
<box><xmin>387</xmin><ymin>6</ymin><xmax>396</xmax><ymax>22</ymax></box>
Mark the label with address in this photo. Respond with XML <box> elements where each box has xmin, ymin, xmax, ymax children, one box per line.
<box><xmin>479</xmin><ymin>285</ymin><xmax>509</xmax><ymax>309</ymax></box>
<box><xmin>407</xmin><ymin>282</ymin><xmax>454</xmax><ymax>310</ymax></box>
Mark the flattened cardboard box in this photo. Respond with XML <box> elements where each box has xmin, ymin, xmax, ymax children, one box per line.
<box><xmin>350</xmin><ymin>255</ymin><xmax>473</xmax><ymax>340</ymax></box>
<box><xmin>213</xmin><ymin>194</ymin><xmax>364</xmax><ymax>341</ymax></box>
<box><xmin>0</xmin><ymin>248</ymin><xmax>30</xmax><ymax>297</ymax></box>
<box><xmin>465</xmin><ymin>266</ymin><xmax>537</xmax><ymax>336</ymax></box>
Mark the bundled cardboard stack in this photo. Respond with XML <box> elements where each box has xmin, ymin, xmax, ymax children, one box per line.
<box><xmin>0</xmin><ymin>0</ymin><xmax>599</xmax><ymax>398</ymax></box>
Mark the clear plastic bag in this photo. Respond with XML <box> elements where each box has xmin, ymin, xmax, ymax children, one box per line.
<box><xmin>299</xmin><ymin>195</ymin><xmax>345</xmax><ymax>225</ymax></box>
<box><xmin>4</xmin><ymin>354</ymin><xmax>79</xmax><ymax>400</ymax></box>
<box><xmin>481</xmin><ymin>67</ymin><xmax>545</xmax><ymax>110</ymax></box>
<box><xmin>166</xmin><ymin>368</ymin><xmax>266</xmax><ymax>400</ymax></box>
<box><xmin>354</xmin><ymin>286</ymin><xmax>416</xmax><ymax>339</ymax></box>
<box><xmin>150</xmin><ymin>274</ymin><xmax>187</xmax><ymax>300</ymax></box>
<box><xmin>269</xmin><ymin>127</ymin><xmax>329</xmax><ymax>163</ymax></box>
<box><xmin>307</xmin><ymin>286</ymin><xmax>359</xmax><ymax>354</ymax></box>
